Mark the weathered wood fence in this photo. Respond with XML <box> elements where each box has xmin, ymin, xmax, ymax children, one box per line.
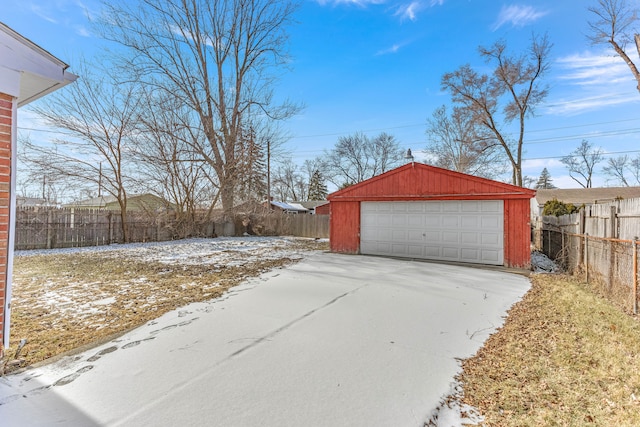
<box><xmin>14</xmin><ymin>207</ymin><xmax>330</xmax><ymax>251</ymax></box>
<box><xmin>533</xmin><ymin>198</ymin><xmax>640</xmax><ymax>313</ymax></box>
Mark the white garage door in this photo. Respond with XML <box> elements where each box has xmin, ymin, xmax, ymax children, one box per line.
<box><xmin>360</xmin><ymin>200</ymin><xmax>504</xmax><ymax>265</ymax></box>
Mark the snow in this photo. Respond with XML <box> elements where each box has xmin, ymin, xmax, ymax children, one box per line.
<box><xmin>1</xmin><ymin>241</ymin><xmax>531</xmax><ymax>426</ymax></box>
<box><xmin>15</xmin><ymin>236</ymin><xmax>320</xmax><ymax>266</ymax></box>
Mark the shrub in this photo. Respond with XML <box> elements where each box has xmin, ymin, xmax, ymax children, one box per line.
<box><xmin>542</xmin><ymin>198</ymin><xmax>580</xmax><ymax>216</ymax></box>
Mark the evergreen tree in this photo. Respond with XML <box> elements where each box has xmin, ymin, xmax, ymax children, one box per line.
<box><xmin>307</xmin><ymin>169</ymin><xmax>328</xmax><ymax>200</ymax></box>
<box><xmin>236</xmin><ymin>126</ymin><xmax>267</xmax><ymax>202</ymax></box>
<box><xmin>535</xmin><ymin>168</ymin><xmax>556</xmax><ymax>189</ymax></box>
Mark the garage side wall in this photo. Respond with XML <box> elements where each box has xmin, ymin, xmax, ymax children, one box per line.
<box><xmin>504</xmin><ymin>198</ymin><xmax>532</xmax><ymax>269</ymax></box>
<box><xmin>330</xmin><ymin>201</ymin><xmax>360</xmax><ymax>254</ymax></box>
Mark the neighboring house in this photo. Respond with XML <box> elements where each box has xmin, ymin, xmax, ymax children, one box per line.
<box><xmin>1</xmin><ymin>22</ymin><xmax>77</xmax><ymax>349</ymax></box>
<box><xmin>16</xmin><ymin>197</ymin><xmax>56</xmax><ymax>208</ymax></box>
<box><xmin>531</xmin><ymin>187</ymin><xmax>640</xmax><ymax>219</ymax></box>
<box><xmin>64</xmin><ymin>194</ymin><xmax>174</xmax><ymax>212</ymax></box>
<box><xmin>295</xmin><ymin>200</ymin><xmax>329</xmax><ymax>215</ymax></box>
<box><xmin>268</xmin><ymin>201</ymin><xmax>309</xmax><ymax>214</ymax></box>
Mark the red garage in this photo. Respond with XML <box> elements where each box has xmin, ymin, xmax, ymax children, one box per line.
<box><xmin>327</xmin><ymin>163</ymin><xmax>535</xmax><ymax>269</ymax></box>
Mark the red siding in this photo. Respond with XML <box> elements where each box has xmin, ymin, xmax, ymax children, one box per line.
<box><xmin>504</xmin><ymin>199</ymin><xmax>532</xmax><ymax>269</ymax></box>
<box><xmin>0</xmin><ymin>92</ymin><xmax>11</xmax><ymax>348</ymax></box>
<box><xmin>328</xmin><ymin>163</ymin><xmax>535</xmax><ymax>269</ymax></box>
<box><xmin>329</xmin><ymin>201</ymin><xmax>360</xmax><ymax>254</ymax></box>
<box><xmin>315</xmin><ymin>203</ymin><xmax>330</xmax><ymax>215</ymax></box>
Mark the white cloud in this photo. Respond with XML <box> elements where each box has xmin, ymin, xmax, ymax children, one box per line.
<box><xmin>75</xmin><ymin>25</ymin><xmax>91</xmax><ymax>37</ymax></box>
<box><xmin>556</xmin><ymin>52</ymin><xmax>631</xmax><ymax>86</ymax></box>
<box><xmin>544</xmin><ymin>93</ymin><xmax>640</xmax><ymax>116</ymax></box>
<box><xmin>492</xmin><ymin>5</ymin><xmax>548</xmax><ymax>31</ymax></box>
<box><xmin>522</xmin><ymin>158</ymin><xmax>563</xmax><ymax>171</ymax></box>
<box><xmin>394</xmin><ymin>1</ymin><xmax>422</xmax><ymax>21</ymax></box>
<box><xmin>544</xmin><ymin>51</ymin><xmax>640</xmax><ymax>115</ymax></box>
<box><xmin>29</xmin><ymin>4</ymin><xmax>59</xmax><ymax>24</ymax></box>
<box><xmin>376</xmin><ymin>44</ymin><xmax>402</xmax><ymax>55</ymax></box>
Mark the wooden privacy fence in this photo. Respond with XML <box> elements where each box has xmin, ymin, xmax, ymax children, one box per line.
<box><xmin>14</xmin><ymin>207</ymin><xmax>330</xmax><ymax>251</ymax></box>
<box><xmin>533</xmin><ymin>198</ymin><xmax>640</xmax><ymax>313</ymax></box>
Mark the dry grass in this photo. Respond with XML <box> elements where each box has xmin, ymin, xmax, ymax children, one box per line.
<box><xmin>459</xmin><ymin>274</ymin><xmax>640</xmax><ymax>426</ymax></box>
<box><xmin>4</xmin><ymin>239</ymin><xmax>328</xmax><ymax>371</ymax></box>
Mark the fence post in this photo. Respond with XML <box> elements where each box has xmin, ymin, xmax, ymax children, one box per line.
<box><xmin>634</xmin><ymin>236</ymin><xmax>638</xmax><ymax>315</ymax></box>
<box><xmin>578</xmin><ymin>209</ymin><xmax>585</xmax><ymax>265</ymax></box>
<box><xmin>46</xmin><ymin>209</ymin><xmax>53</xmax><ymax>249</ymax></box>
<box><xmin>585</xmin><ymin>233</ymin><xmax>589</xmax><ymax>284</ymax></box>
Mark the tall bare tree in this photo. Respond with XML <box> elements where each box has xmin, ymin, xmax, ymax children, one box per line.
<box><xmin>441</xmin><ymin>34</ymin><xmax>551</xmax><ymax>186</ymax></box>
<box><xmin>323</xmin><ymin>132</ymin><xmax>404</xmax><ymax>188</ymax></box>
<box><xmin>97</xmin><ymin>0</ymin><xmax>300</xmax><ymax>216</ymax></box>
<box><xmin>134</xmin><ymin>91</ymin><xmax>217</xmax><ymax>232</ymax></box>
<box><xmin>588</xmin><ymin>0</ymin><xmax>640</xmax><ymax>93</ymax></box>
<box><xmin>560</xmin><ymin>140</ymin><xmax>604</xmax><ymax>188</ymax></box>
<box><xmin>272</xmin><ymin>158</ymin><xmax>305</xmax><ymax>201</ymax></box>
<box><xmin>425</xmin><ymin>105</ymin><xmax>507</xmax><ymax>179</ymax></box>
<box><xmin>23</xmin><ymin>61</ymin><xmax>140</xmax><ymax>242</ymax></box>
<box><xmin>602</xmin><ymin>154</ymin><xmax>640</xmax><ymax>186</ymax></box>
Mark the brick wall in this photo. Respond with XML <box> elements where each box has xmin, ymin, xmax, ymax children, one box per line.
<box><xmin>0</xmin><ymin>92</ymin><xmax>12</xmax><ymax>349</ymax></box>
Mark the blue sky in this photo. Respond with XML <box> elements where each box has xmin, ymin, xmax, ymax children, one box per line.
<box><xmin>5</xmin><ymin>0</ymin><xmax>640</xmax><ymax>188</ymax></box>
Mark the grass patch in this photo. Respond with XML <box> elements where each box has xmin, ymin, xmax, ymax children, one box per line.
<box><xmin>460</xmin><ymin>274</ymin><xmax>640</xmax><ymax>426</ymax></box>
<box><xmin>4</xmin><ymin>239</ymin><xmax>328</xmax><ymax>371</ymax></box>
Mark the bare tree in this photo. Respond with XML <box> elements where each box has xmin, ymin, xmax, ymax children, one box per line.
<box><xmin>134</xmin><ymin>91</ymin><xmax>218</xmax><ymax>231</ymax></box>
<box><xmin>23</xmin><ymin>61</ymin><xmax>140</xmax><ymax>242</ymax></box>
<box><xmin>588</xmin><ymin>0</ymin><xmax>640</xmax><ymax>93</ymax></box>
<box><xmin>425</xmin><ymin>105</ymin><xmax>507</xmax><ymax>179</ymax></box>
<box><xmin>323</xmin><ymin>132</ymin><xmax>404</xmax><ymax>188</ymax></box>
<box><xmin>560</xmin><ymin>140</ymin><xmax>605</xmax><ymax>188</ymax></box>
<box><xmin>441</xmin><ymin>34</ymin><xmax>552</xmax><ymax>186</ymax></box>
<box><xmin>97</xmin><ymin>0</ymin><xmax>300</xmax><ymax>216</ymax></box>
<box><xmin>272</xmin><ymin>158</ymin><xmax>305</xmax><ymax>201</ymax></box>
<box><xmin>602</xmin><ymin>154</ymin><xmax>640</xmax><ymax>185</ymax></box>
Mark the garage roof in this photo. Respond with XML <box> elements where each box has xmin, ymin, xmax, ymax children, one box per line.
<box><xmin>328</xmin><ymin>163</ymin><xmax>536</xmax><ymax>202</ymax></box>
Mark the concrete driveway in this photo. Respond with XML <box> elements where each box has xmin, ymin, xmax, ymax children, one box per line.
<box><xmin>0</xmin><ymin>252</ymin><xmax>530</xmax><ymax>426</ymax></box>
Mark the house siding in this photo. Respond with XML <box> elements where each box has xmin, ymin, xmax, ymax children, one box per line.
<box><xmin>0</xmin><ymin>92</ymin><xmax>12</xmax><ymax>347</ymax></box>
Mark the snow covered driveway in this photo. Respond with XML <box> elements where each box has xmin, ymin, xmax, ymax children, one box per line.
<box><xmin>0</xmin><ymin>252</ymin><xmax>530</xmax><ymax>426</ymax></box>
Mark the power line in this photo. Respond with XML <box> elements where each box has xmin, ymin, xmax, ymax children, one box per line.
<box><xmin>523</xmin><ymin>149</ymin><xmax>640</xmax><ymax>162</ymax></box>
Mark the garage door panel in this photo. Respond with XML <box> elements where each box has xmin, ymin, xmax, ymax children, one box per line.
<box><xmin>460</xmin><ymin>248</ymin><xmax>479</xmax><ymax>262</ymax></box>
<box><xmin>480</xmin><ymin>216</ymin><xmax>500</xmax><ymax>229</ymax></box>
<box><xmin>442</xmin><ymin>201</ymin><xmax>459</xmax><ymax>213</ymax></box>
<box><xmin>425</xmin><ymin>230</ymin><xmax>440</xmax><ymax>242</ymax></box>
<box><xmin>361</xmin><ymin>201</ymin><xmax>504</xmax><ymax>265</ymax></box>
<box><xmin>481</xmin><ymin>233</ymin><xmax>500</xmax><ymax>246</ymax></box>
<box><xmin>460</xmin><ymin>216</ymin><xmax>478</xmax><ymax>228</ymax></box>
<box><xmin>442</xmin><ymin>217</ymin><xmax>459</xmax><ymax>227</ymax></box>
<box><xmin>425</xmin><ymin>216</ymin><xmax>440</xmax><ymax>227</ymax></box>
<box><xmin>442</xmin><ymin>231</ymin><xmax>459</xmax><ymax>244</ymax></box>
<box><xmin>442</xmin><ymin>247</ymin><xmax>459</xmax><ymax>258</ymax></box>
<box><xmin>482</xmin><ymin>201</ymin><xmax>502</xmax><ymax>212</ymax></box>
<box><xmin>460</xmin><ymin>232</ymin><xmax>479</xmax><ymax>244</ymax></box>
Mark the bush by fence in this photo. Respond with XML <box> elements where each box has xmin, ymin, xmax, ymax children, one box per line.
<box><xmin>14</xmin><ymin>207</ymin><xmax>330</xmax><ymax>250</ymax></box>
<box><xmin>533</xmin><ymin>198</ymin><xmax>640</xmax><ymax>313</ymax></box>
